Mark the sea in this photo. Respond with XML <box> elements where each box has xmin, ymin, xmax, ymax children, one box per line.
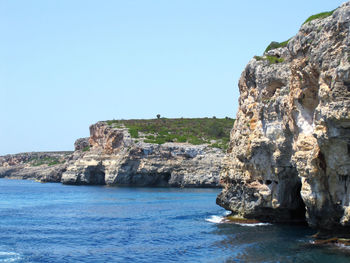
<box><xmin>0</xmin><ymin>178</ymin><xmax>349</xmax><ymax>263</ymax></box>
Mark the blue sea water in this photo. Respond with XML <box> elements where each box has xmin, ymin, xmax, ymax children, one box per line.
<box><xmin>0</xmin><ymin>179</ymin><xmax>350</xmax><ymax>263</ymax></box>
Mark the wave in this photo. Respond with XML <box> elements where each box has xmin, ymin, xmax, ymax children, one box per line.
<box><xmin>235</xmin><ymin>222</ymin><xmax>272</xmax><ymax>227</ymax></box>
<box><xmin>205</xmin><ymin>215</ymin><xmax>225</xmax><ymax>224</ymax></box>
<box><xmin>205</xmin><ymin>212</ymin><xmax>272</xmax><ymax>226</ymax></box>
<box><xmin>335</xmin><ymin>243</ymin><xmax>350</xmax><ymax>250</ymax></box>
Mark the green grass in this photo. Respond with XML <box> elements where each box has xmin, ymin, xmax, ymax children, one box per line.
<box><xmin>30</xmin><ymin>156</ymin><xmax>64</xmax><ymax>167</ymax></box>
<box><xmin>264</xmin><ymin>39</ymin><xmax>290</xmax><ymax>53</ymax></box>
<box><xmin>128</xmin><ymin>127</ymin><xmax>139</xmax><ymax>138</ymax></box>
<box><xmin>303</xmin><ymin>10</ymin><xmax>335</xmax><ymax>25</ymax></box>
<box><xmin>266</xmin><ymin>55</ymin><xmax>284</xmax><ymax>64</ymax></box>
<box><xmin>82</xmin><ymin>146</ymin><xmax>90</xmax><ymax>152</ymax></box>
<box><xmin>262</xmin><ymin>8</ymin><xmax>337</xmax><ymax>54</ymax></box>
<box><xmin>254</xmin><ymin>55</ymin><xmax>284</xmax><ymax>65</ymax></box>
<box><xmin>104</xmin><ymin>117</ymin><xmax>235</xmax><ymax>150</ymax></box>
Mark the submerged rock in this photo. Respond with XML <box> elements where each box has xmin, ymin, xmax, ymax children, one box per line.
<box><xmin>217</xmin><ymin>2</ymin><xmax>350</xmax><ymax>232</ymax></box>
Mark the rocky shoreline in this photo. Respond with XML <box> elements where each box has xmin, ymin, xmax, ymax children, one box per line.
<box><xmin>0</xmin><ymin>152</ymin><xmax>72</xmax><ymax>182</ymax></box>
<box><xmin>0</xmin><ymin>122</ymin><xmax>224</xmax><ymax>188</ymax></box>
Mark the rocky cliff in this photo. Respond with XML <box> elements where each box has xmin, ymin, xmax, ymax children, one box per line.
<box><xmin>217</xmin><ymin>2</ymin><xmax>350</xmax><ymax>232</ymax></box>
<box><xmin>61</xmin><ymin>122</ymin><xmax>224</xmax><ymax>187</ymax></box>
<box><xmin>0</xmin><ymin>119</ymin><xmax>226</xmax><ymax>187</ymax></box>
<box><xmin>0</xmin><ymin>152</ymin><xmax>73</xmax><ymax>182</ymax></box>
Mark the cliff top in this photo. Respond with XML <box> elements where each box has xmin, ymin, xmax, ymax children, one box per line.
<box><xmin>103</xmin><ymin>117</ymin><xmax>235</xmax><ymax>150</ymax></box>
<box><xmin>263</xmin><ymin>8</ymin><xmax>336</xmax><ymax>54</ymax></box>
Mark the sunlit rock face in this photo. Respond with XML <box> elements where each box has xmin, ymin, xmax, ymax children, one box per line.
<box><xmin>217</xmin><ymin>2</ymin><xmax>350</xmax><ymax>230</ymax></box>
<box><xmin>61</xmin><ymin>122</ymin><xmax>224</xmax><ymax>187</ymax></box>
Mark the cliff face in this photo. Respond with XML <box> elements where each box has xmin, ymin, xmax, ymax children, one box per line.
<box><xmin>217</xmin><ymin>3</ymin><xmax>350</xmax><ymax>230</ymax></box>
<box><xmin>61</xmin><ymin>122</ymin><xmax>224</xmax><ymax>187</ymax></box>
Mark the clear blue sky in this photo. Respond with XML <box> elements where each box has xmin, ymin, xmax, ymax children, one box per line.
<box><xmin>0</xmin><ymin>0</ymin><xmax>345</xmax><ymax>155</ymax></box>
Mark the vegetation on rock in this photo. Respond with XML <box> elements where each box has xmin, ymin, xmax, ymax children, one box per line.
<box><xmin>303</xmin><ymin>10</ymin><xmax>336</xmax><ymax>25</ymax></box>
<box><xmin>105</xmin><ymin>117</ymin><xmax>235</xmax><ymax>150</ymax></box>
<box><xmin>82</xmin><ymin>146</ymin><xmax>90</xmax><ymax>152</ymax></box>
<box><xmin>254</xmin><ymin>55</ymin><xmax>284</xmax><ymax>64</ymax></box>
<box><xmin>264</xmin><ymin>39</ymin><xmax>290</xmax><ymax>53</ymax></box>
<box><xmin>29</xmin><ymin>156</ymin><xmax>64</xmax><ymax>167</ymax></box>
<box><xmin>263</xmin><ymin>9</ymin><xmax>336</xmax><ymax>54</ymax></box>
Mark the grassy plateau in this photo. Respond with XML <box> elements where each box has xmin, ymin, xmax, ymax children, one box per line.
<box><xmin>105</xmin><ymin>117</ymin><xmax>235</xmax><ymax>150</ymax></box>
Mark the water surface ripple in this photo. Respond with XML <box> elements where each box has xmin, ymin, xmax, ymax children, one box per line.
<box><xmin>0</xmin><ymin>179</ymin><xmax>349</xmax><ymax>262</ymax></box>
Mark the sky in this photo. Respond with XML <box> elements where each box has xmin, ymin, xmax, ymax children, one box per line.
<box><xmin>0</xmin><ymin>0</ymin><xmax>346</xmax><ymax>155</ymax></box>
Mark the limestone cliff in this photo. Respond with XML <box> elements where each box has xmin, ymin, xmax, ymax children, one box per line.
<box><xmin>0</xmin><ymin>120</ymin><xmax>225</xmax><ymax>187</ymax></box>
<box><xmin>61</xmin><ymin>122</ymin><xmax>224</xmax><ymax>187</ymax></box>
<box><xmin>0</xmin><ymin>152</ymin><xmax>72</xmax><ymax>182</ymax></box>
<box><xmin>217</xmin><ymin>2</ymin><xmax>350</xmax><ymax>231</ymax></box>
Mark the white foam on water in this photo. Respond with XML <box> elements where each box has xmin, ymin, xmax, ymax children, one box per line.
<box><xmin>335</xmin><ymin>243</ymin><xmax>350</xmax><ymax>250</ymax></box>
<box><xmin>205</xmin><ymin>210</ymin><xmax>272</xmax><ymax>226</ymax></box>
<box><xmin>235</xmin><ymin>222</ymin><xmax>272</xmax><ymax>227</ymax></box>
<box><xmin>205</xmin><ymin>215</ymin><xmax>224</xmax><ymax>224</ymax></box>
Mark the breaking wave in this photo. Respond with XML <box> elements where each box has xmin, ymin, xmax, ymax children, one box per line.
<box><xmin>205</xmin><ymin>211</ymin><xmax>272</xmax><ymax>226</ymax></box>
<box><xmin>205</xmin><ymin>215</ymin><xmax>225</xmax><ymax>223</ymax></box>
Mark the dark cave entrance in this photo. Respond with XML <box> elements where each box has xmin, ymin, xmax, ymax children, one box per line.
<box><xmin>152</xmin><ymin>172</ymin><xmax>171</xmax><ymax>186</ymax></box>
<box><xmin>256</xmin><ymin>177</ymin><xmax>307</xmax><ymax>224</ymax></box>
<box><xmin>289</xmin><ymin>180</ymin><xmax>307</xmax><ymax>224</ymax></box>
<box><xmin>85</xmin><ymin>165</ymin><xmax>106</xmax><ymax>185</ymax></box>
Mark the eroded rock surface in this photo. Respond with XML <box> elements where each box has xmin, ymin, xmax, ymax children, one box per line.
<box><xmin>217</xmin><ymin>2</ymin><xmax>350</xmax><ymax>230</ymax></box>
<box><xmin>61</xmin><ymin>122</ymin><xmax>224</xmax><ymax>187</ymax></box>
<box><xmin>0</xmin><ymin>152</ymin><xmax>73</xmax><ymax>182</ymax></box>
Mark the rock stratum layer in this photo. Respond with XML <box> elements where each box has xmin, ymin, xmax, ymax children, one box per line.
<box><xmin>61</xmin><ymin>122</ymin><xmax>223</xmax><ymax>187</ymax></box>
<box><xmin>217</xmin><ymin>3</ymin><xmax>350</xmax><ymax>231</ymax></box>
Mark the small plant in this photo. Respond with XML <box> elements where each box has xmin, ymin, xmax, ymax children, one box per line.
<box><xmin>254</xmin><ymin>55</ymin><xmax>284</xmax><ymax>65</ymax></box>
<box><xmin>128</xmin><ymin>127</ymin><xmax>139</xmax><ymax>138</ymax></box>
<box><xmin>264</xmin><ymin>39</ymin><xmax>290</xmax><ymax>53</ymax></box>
<box><xmin>48</xmin><ymin>160</ymin><xmax>60</xmax><ymax>166</ymax></box>
<box><xmin>266</xmin><ymin>55</ymin><xmax>284</xmax><ymax>64</ymax></box>
<box><xmin>82</xmin><ymin>146</ymin><xmax>90</xmax><ymax>152</ymax></box>
<box><xmin>177</xmin><ymin>136</ymin><xmax>187</xmax><ymax>143</ymax></box>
